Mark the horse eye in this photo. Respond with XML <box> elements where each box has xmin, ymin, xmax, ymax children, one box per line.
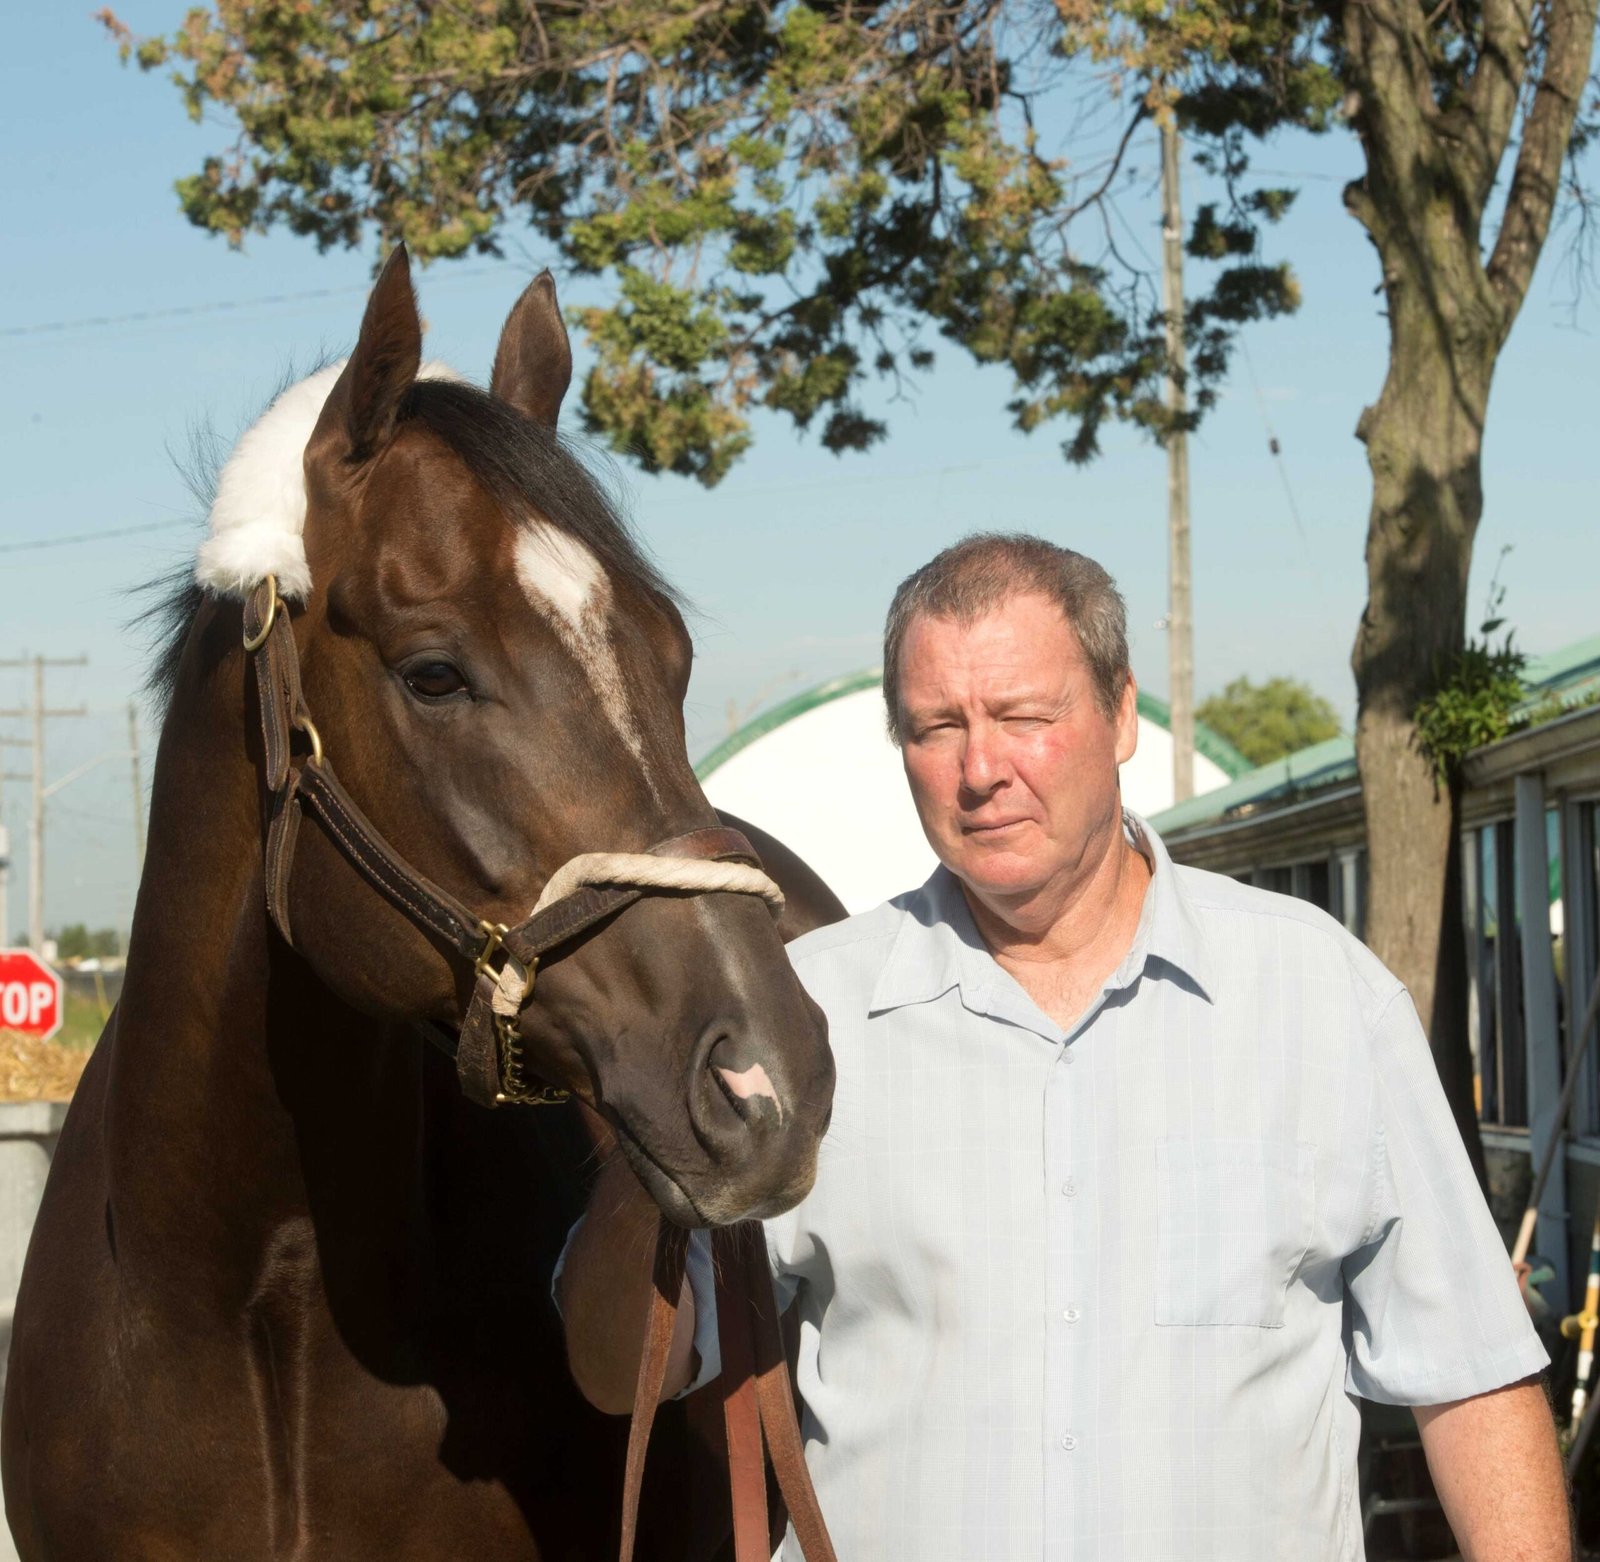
<box><xmin>403</xmin><ymin>661</ymin><xmax>469</xmax><ymax>701</ymax></box>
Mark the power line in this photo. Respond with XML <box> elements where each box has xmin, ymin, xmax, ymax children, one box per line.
<box><xmin>3</xmin><ymin>263</ymin><xmax>523</xmax><ymax>341</ymax></box>
<box><xmin>0</xmin><ymin>519</ymin><xmax>194</xmax><ymax>557</ymax></box>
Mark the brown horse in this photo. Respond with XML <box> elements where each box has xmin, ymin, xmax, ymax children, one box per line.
<box><xmin>2</xmin><ymin>251</ymin><xmax>841</xmax><ymax>1560</ymax></box>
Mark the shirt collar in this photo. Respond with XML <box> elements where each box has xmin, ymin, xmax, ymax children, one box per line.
<box><xmin>868</xmin><ymin>809</ymin><xmax>1214</xmax><ymax>1020</ymax></box>
<box><xmin>1119</xmin><ymin>811</ymin><xmax>1215</xmax><ymax>1004</ymax></box>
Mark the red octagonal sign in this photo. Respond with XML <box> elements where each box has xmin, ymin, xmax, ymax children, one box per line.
<box><xmin>0</xmin><ymin>950</ymin><xmax>64</xmax><ymax>1040</ymax></box>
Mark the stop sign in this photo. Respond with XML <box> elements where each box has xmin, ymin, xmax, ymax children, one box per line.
<box><xmin>0</xmin><ymin>949</ymin><xmax>64</xmax><ymax>1040</ymax></box>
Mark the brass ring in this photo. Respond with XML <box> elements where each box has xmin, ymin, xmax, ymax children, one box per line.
<box><xmin>296</xmin><ymin>713</ymin><xmax>325</xmax><ymax>769</ymax></box>
<box><xmin>242</xmin><ymin>575</ymin><xmax>280</xmax><ymax>653</ymax></box>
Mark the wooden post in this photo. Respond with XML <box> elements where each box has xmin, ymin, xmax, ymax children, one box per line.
<box><xmin>0</xmin><ymin>655</ymin><xmax>88</xmax><ymax>951</ymax></box>
<box><xmin>1516</xmin><ymin>772</ymin><xmax>1568</xmax><ymax>1306</ymax></box>
<box><xmin>1160</xmin><ymin>114</ymin><xmax>1194</xmax><ymax>804</ymax></box>
<box><xmin>128</xmin><ymin>701</ymin><xmax>145</xmax><ymax>870</ymax></box>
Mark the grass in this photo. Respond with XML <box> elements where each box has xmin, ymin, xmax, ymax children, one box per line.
<box><xmin>57</xmin><ymin>989</ymin><xmax>111</xmax><ymax>1050</ymax></box>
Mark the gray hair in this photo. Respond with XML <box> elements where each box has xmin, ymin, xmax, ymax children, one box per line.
<box><xmin>882</xmin><ymin>532</ymin><xmax>1130</xmax><ymax>744</ymax></box>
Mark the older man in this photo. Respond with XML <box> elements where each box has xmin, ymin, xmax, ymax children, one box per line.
<box><xmin>561</xmin><ymin>533</ymin><xmax>1567</xmax><ymax>1561</ymax></box>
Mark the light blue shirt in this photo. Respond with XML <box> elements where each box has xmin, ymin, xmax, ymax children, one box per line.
<box><xmin>685</xmin><ymin>814</ymin><xmax>1545</xmax><ymax>1562</ymax></box>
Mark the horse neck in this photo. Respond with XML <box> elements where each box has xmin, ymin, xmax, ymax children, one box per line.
<box><xmin>107</xmin><ymin>625</ymin><xmax>428</xmax><ymax>1312</ymax></box>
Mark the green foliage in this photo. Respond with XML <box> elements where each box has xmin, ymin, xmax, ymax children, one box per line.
<box><xmin>1413</xmin><ymin>580</ymin><xmax>1528</xmax><ymax>785</ymax></box>
<box><xmin>50</xmin><ymin>925</ymin><xmax>121</xmax><ymax>962</ymax></box>
<box><xmin>1195</xmin><ymin>676</ymin><xmax>1341</xmax><ymax>766</ymax></box>
<box><xmin>100</xmin><ymin>0</ymin><xmax>1319</xmax><ymax>484</ymax></box>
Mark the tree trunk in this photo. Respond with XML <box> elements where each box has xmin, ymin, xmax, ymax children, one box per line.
<box><xmin>1345</xmin><ymin>107</ymin><xmax>1502</xmax><ymax>1178</ymax></box>
<box><xmin>1339</xmin><ymin>0</ymin><xmax>1596</xmax><ymax>1184</ymax></box>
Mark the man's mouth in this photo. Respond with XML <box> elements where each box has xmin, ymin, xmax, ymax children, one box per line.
<box><xmin>963</xmin><ymin>818</ymin><xmax>1028</xmax><ymax>836</ymax></box>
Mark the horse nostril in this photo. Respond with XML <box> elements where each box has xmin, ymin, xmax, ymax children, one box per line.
<box><xmin>708</xmin><ymin>1039</ymin><xmax>784</xmax><ymax>1128</ymax></box>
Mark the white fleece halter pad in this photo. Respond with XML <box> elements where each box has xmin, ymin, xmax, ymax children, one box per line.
<box><xmin>195</xmin><ymin>359</ymin><xmax>461</xmax><ymax>602</ymax></box>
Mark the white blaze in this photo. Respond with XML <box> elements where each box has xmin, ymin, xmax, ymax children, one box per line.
<box><xmin>513</xmin><ymin>524</ymin><xmax>648</xmax><ymax>773</ymax></box>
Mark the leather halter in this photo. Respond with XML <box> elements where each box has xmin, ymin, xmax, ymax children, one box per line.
<box><xmin>242</xmin><ymin>576</ymin><xmax>769</xmax><ymax>1108</ymax></box>
<box><xmin>240</xmin><ymin>576</ymin><xmax>837</xmax><ymax>1561</ymax></box>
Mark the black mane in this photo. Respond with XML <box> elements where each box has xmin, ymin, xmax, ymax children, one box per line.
<box><xmin>138</xmin><ymin>373</ymin><xmax>674</xmax><ymax>714</ymax></box>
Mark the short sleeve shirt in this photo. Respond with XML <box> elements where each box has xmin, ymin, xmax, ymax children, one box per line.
<box><xmin>685</xmin><ymin>814</ymin><xmax>1545</xmax><ymax>1562</ymax></box>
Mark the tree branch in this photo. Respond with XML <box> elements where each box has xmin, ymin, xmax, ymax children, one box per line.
<box><xmin>1050</xmin><ymin>102</ymin><xmax>1149</xmax><ymax>231</ymax></box>
<box><xmin>1455</xmin><ymin>0</ymin><xmax>1536</xmax><ymax>205</ymax></box>
<box><xmin>1486</xmin><ymin>0</ymin><xmax>1600</xmax><ymax>317</ymax></box>
<box><xmin>1341</xmin><ymin>0</ymin><xmax>1448</xmax><ymax>192</ymax></box>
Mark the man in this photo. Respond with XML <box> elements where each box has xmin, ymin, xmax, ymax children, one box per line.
<box><xmin>561</xmin><ymin>534</ymin><xmax>1568</xmax><ymax>1560</ymax></box>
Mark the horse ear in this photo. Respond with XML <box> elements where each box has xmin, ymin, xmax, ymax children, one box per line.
<box><xmin>490</xmin><ymin>271</ymin><xmax>572</xmax><ymax>427</ymax></box>
<box><xmin>336</xmin><ymin>245</ymin><xmax>422</xmax><ymax>460</ymax></box>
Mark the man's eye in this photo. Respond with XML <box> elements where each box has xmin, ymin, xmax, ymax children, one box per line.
<box><xmin>403</xmin><ymin>661</ymin><xmax>469</xmax><ymax>701</ymax></box>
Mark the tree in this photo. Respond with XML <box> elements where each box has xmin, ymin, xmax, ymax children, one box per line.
<box><xmin>106</xmin><ymin>0</ymin><xmax>1599</xmax><ymax>1163</ymax></box>
<box><xmin>1197</xmin><ymin>676</ymin><xmax>1341</xmax><ymax>767</ymax></box>
<box><xmin>49</xmin><ymin>925</ymin><xmax>121</xmax><ymax>962</ymax></box>
<box><xmin>52</xmin><ymin>925</ymin><xmax>92</xmax><ymax>963</ymax></box>
<box><xmin>96</xmin><ymin>2</ymin><xmax>1305</xmax><ymax>485</ymax></box>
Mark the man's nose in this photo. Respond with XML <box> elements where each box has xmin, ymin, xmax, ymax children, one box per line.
<box><xmin>959</xmin><ymin>726</ymin><xmax>1007</xmax><ymax>794</ymax></box>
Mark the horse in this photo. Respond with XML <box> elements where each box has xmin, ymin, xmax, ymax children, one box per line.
<box><xmin>2</xmin><ymin>248</ymin><xmax>843</xmax><ymax>1560</ymax></box>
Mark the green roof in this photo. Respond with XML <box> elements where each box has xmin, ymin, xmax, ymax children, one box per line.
<box><xmin>1149</xmin><ymin>628</ymin><xmax>1600</xmax><ymax>839</ymax></box>
<box><xmin>1133</xmin><ymin>690</ymin><xmax>1251</xmax><ymax>779</ymax></box>
<box><xmin>1523</xmin><ymin>631</ymin><xmax>1600</xmax><ymax>705</ymax></box>
<box><xmin>695</xmin><ymin>671</ymin><xmax>1252</xmax><ymax>782</ymax></box>
<box><xmin>694</xmin><ymin>670</ymin><xmax>885</xmax><ymax>780</ymax></box>
<box><xmin>1149</xmin><ymin>734</ymin><xmax>1356</xmax><ymax>836</ymax></box>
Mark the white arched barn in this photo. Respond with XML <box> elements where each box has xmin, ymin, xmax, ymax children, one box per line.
<box><xmin>698</xmin><ymin>671</ymin><xmax>1248</xmax><ymax>913</ymax></box>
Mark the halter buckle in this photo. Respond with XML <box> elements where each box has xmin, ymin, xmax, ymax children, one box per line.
<box><xmin>474</xmin><ymin>920</ymin><xmax>510</xmax><ymax>979</ymax></box>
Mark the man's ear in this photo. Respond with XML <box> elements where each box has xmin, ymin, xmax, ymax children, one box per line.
<box><xmin>490</xmin><ymin>271</ymin><xmax>572</xmax><ymax>427</ymax></box>
<box><xmin>319</xmin><ymin>245</ymin><xmax>423</xmax><ymax>462</ymax></box>
<box><xmin>1114</xmin><ymin>673</ymin><xmax>1139</xmax><ymax>767</ymax></box>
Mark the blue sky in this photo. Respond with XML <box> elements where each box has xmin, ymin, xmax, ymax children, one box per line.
<box><xmin>2</xmin><ymin>4</ymin><xmax>1595</xmax><ymax>938</ymax></box>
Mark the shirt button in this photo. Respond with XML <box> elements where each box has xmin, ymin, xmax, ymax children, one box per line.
<box><xmin>1061</xmin><ymin>1178</ymin><xmax>1077</xmax><ymax>1198</ymax></box>
<box><xmin>1063</xmin><ymin>1047</ymin><xmax>1077</xmax><ymax>1065</ymax></box>
<box><xmin>1060</xmin><ymin>1434</ymin><xmax>1078</xmax><ymax>1452</ymax></box>
<box><xmin>1062</xmin><ymin>1307</ymin><xmax>1081</xmax><ymax>1324</ymax></box>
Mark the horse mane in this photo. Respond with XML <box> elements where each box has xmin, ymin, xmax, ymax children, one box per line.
<box><xmin>137</xmin><ymin>372</ymin><xmax>676</xmax><ymax>717</ymax></box>
<box><xmin>402</xmin><ymin>379</ymin><xmax>677</xmax><ymax>612</ymax></box>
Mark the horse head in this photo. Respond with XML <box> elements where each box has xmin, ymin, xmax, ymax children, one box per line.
<box><xmin>199</xmin><ymin>248</ymin><xmax>833</xmax><ymax>1227</ymax></box>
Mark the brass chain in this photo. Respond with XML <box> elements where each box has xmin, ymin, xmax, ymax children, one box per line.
<box><xmin>492</xmin><ymin>957</ymin><xmax>569</xmax><ymax>1106</ymax></box>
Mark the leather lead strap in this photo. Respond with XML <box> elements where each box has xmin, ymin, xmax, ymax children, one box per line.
<box><xmin>713</xmin><ymin>1225</ymin><xmax>770</xmax><ymax>1562</ymax></box>
<box><xmin>742</xmin><ymin>1222</ymin><xmax>838</xmax><ymax>1562</ymax></box>
<box><xmin>617</xmin><ymin>1224</ymin><xmax>689</xmax><ymax>1562</ymax></box>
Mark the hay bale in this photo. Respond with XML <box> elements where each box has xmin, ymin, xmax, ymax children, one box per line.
<box><xmin>0</xmin><ymin>1031</ymin><xmax>89</xmax><ymax>1102</ymax></box>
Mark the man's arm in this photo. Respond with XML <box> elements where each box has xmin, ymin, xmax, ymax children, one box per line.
<box><xmin>557</xmin><ymin>1155</ymin><xmax>699</xmax><ymax>1415</ymax></box>
<box><xmin>1413</xmin><ymin>1377</ymin><xmax>1571</xmax><ymax>1562</ymax></box>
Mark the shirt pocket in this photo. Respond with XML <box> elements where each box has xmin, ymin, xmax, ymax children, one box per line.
<box><xmin>1155</xmin><ymin>1138</ymin><xmax>1315</xmax><ymax>1328</ymax></box>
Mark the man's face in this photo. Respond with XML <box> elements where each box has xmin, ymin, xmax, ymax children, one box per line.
<box><xmin>896</xmin><ymin>592</ymin><xmax>1137</xmax><ymax>909</ymax></box>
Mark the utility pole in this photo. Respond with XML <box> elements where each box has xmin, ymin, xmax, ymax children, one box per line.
<box><xmin>128</xmin><ymin>701</ymin><xmax>146</xmax><ymax>869</ymax></box>
<box><xmin>0</xmin><ymin>798</ymin><xmax>15</xmax><ymax>952</ymax></box>
<box><xmin>0</xmin><ymin>738</ymin><xmax>26</xmax><ymax>947</ymax></box>
<box><xmin>0</xmin><ymin>656</ymin><xmax>88</xmax><ymax>951</ymax></box>
<box><xmin>1160</xmin><ymin>113</ymin><xmax>1195</xmax><ymax>805</ymax></box>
